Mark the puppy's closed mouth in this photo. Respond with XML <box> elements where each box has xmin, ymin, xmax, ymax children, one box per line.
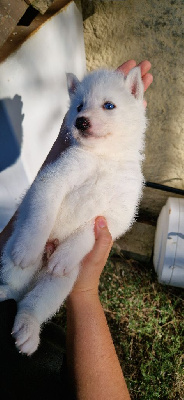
<box><xmin>73</xmin><ymin>128</ymin><xmax>92</xmax><ymax>141</ymax></box>
<box><xmin>79</xmin><ymin>130</ymin><xmax>92</xmax><ymax>137</ymax></box>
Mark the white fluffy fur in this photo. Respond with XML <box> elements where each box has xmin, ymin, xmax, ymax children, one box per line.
<box><xmin>0</xmin><ymin>67</ymin><xmax>147</xmax><ymax>355</ymax></box>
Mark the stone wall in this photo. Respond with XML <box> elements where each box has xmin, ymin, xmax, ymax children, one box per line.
<box><xmin>82</xmin><ymin>0</ymin><xmax>184</xmax><ymax>219</ymax></box>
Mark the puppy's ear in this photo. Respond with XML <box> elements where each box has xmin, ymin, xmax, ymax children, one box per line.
<box><xmin>66</xmin><ymin>73</ymin><xmax>80</xmax><ymax>98</ymax></box>
<box><xmin>125</xmin><ymin>67</ymin><xmax>144</xmax><ymax>101</ymax></box>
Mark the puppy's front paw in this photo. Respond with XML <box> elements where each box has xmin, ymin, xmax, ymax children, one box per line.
<box><xmin>11</xmin><ymin>246</ymin><xmax>38</xmax><ymax>269</ymax></box>
<box><xmin>12</xmin><ymin>312</ymin><xmax>40</xmax><ymax>355</ymax></box>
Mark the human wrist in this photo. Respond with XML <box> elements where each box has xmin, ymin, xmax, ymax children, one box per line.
<box><xmin>67</xmin><ymin>288</ymin><xmax>100</xmax><ymax>306</ymax></box>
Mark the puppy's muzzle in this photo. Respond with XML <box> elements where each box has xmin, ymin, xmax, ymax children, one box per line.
<box><xmin>75</xmin><ymin>117</ymin><xmax>91</xmax><ymax>134</ymax></box>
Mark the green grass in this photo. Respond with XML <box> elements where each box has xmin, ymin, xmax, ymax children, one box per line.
<box><xmin>99</xmin><ymin>250</ymin><xmax>184</xmax><ymax>400</ymax></box>
<box><xmin>55</xmin><ymin>249</ymin><xmax>184</xmax><ymax>400</ymax></box>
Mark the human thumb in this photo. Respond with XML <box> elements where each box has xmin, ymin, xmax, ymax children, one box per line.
<box><xmin>94</xmin><ymin>217</ymin><xmax>113</xmax><ymax>258</ymax></box>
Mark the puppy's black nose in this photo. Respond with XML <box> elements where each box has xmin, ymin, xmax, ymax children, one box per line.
<box><xmin>75</xmin><ymin>117</ymin><xmax>90</xmax><ymax>132</ymax></box>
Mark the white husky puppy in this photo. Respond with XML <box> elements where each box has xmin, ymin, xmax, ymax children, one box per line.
<box><xmin>0</xmin><ymin>67</ymin><xmax>147</xmax><ymax>355</ymax></box>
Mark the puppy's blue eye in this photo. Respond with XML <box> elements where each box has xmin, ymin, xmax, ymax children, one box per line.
<box><xmin>103</xmin><ymin>102</ymin><xmax>116</xmax><ymax>110</ymax></box>
<box><xmin>77</xmin><ymin>103</ymin><xmax>83</xmax><ymax>112</ymax></box>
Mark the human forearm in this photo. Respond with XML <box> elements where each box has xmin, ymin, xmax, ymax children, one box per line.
<box><xmin>67</xmin><ymin>291</ymin><xmax>130</xmax><ymax>400</ymax></box>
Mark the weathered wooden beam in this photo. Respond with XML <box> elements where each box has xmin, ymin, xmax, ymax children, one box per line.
<box><xmin>25</xmin><ymin>0</ymin><xmax>55</xmax><ymax>15</ymax></box>
<box><xmin>0</xmin><ymin>0</ymin><xmax>71</xmax><ymax>62</ymax></box>
<box><xmin>0</xmin><ymin>0</ymin><xmax>28</xmax><ymax>48</ymax></box>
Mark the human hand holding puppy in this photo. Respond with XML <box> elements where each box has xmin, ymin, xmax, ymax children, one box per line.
<box><xmin>70</xmin><ymin>216</ymin><xmax>113</xmax><ymax>296</ymax></box>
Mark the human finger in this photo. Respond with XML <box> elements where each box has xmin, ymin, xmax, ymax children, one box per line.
<box><xmin>94</xmin><ymin>217</ymin><xmax>113</xmax><ymax>257</ymax></box>
<box><xmin>138</xmin><ymin>60</ymin><xmax>153</xmax><ymax>93</ymax></box>
<box><xmin>138</xmin><ymin>60</ymin><xmax>152</xmax><ymax>78</ymax></box>
<box><xmin>142</xmin><ymin>72</ymin><xmax>153</xmax><ymax>92</ymax></box>
<box><xmin>72</xmin><ymin>218</ymin><xmax>113</xmax><ymax>294</ymax></box>
<box><xmin>82</xmin><ymin>217</ymin><xmax>113</xmax><ymax>273</ymax></box>
<box><xmin>116</xmin><ymin>59</ymin><xmax>136</xmax><ymax>76</ymax></box>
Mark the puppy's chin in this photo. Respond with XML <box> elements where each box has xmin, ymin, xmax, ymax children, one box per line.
<box><xmin>72</xmin><ymin>128</ymin><xmax>111</xmax><ymax>144</ymax></box>
<box><xmin>73</xmin><ymin>128</ymin><xmax>93</xmax><ymax>142</ymax></box>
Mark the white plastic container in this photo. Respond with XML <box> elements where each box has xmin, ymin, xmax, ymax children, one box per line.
<box><xmin>153</xmin><ymin>197</ymin><xmax>184</xmax><ymax>288</ymax></box>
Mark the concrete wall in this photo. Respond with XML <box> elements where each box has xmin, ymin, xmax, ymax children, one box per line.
<box><xmin>82</xmin><ymin>0</ymin><xmax>184</xmax><ymax>219</ymax></box>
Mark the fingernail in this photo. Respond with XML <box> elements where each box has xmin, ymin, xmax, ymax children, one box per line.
<box><xmin>97</xmin><ymin>217</ymin><xmax>106</xmax><ymax>229</ymax></box>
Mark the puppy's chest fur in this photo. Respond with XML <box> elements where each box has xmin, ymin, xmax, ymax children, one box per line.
<box><xmin>50</xmin><ymin>155</ymin><xmax>124</xmax><ymax>240</ymax></box>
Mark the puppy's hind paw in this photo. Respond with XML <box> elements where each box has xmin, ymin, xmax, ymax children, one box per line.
<box><xmin>48</xmin><ymin>250</ymin><xmax>74</xmax><ymax>277</ymax></box>
<box><xmin>12</xmin><ymin>312</ymin><xmax>40</xmax><ymax>356</ymax></box>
